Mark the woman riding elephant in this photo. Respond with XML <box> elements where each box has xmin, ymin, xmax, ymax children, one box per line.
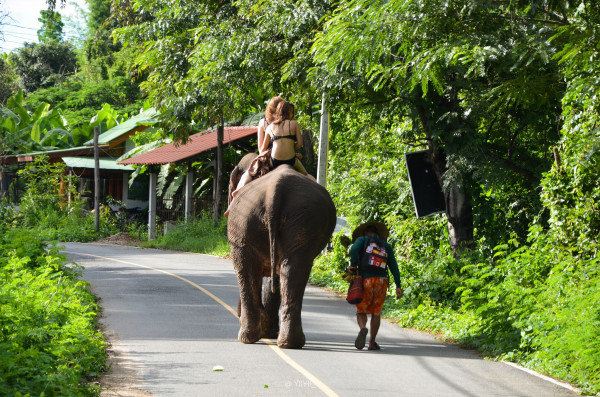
<box><xmin>227</xmin><ymin>157</ymin><xmax>336</xmax><ymax>349</ymax></box>
<box><xmin>231</xmin><ymin>97</ymin><xmax>309</xmax><ymax>197</ymax></box>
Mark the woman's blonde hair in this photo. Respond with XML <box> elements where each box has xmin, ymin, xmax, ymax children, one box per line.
<box><xmin>265</xmin><ymin>96</ymin><xmax>294</xmax><ymax>124</ymax></box>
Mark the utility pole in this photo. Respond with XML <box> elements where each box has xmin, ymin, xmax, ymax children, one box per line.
<box><xmin>213</xmin><ymin>114</ymin><xmax>224</xmax><ymax>225</ymax></box>
<box><xmin>317</xmin><ymin>93</ymin><xmax>329</xmax><ymax>187</ymax></box>
<box><xmin>93</xmin><ymin>126</ymin><xmax>100</xmax><ymax>232</ymax></box>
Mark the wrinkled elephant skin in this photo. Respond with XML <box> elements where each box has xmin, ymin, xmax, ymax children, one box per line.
<box><xmin>227</xmin><ymin>164</ymin><xmax>336</xmax><ymax>349</ymax></box>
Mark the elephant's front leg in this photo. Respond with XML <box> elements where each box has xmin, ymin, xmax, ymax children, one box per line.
<box><xmin>278</xmin><ymin>258</ymin><xmax>311</xmax><ymax>349</ymax></box>
<box><xmin>261</xmin><ymin>276</ymin><xmax>280</xmax><ymax>339</ymax></box>
<box><xmin>234</xmin><ymin>254</ymin><xmax>263</xmax><ymax>344</ymax></box>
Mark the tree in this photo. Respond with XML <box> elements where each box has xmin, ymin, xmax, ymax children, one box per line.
<box><xmin>37</xmin><ymin>9</ymin><xmax>64</xmax><ymax>43</ymax></box>
<box><xmin>10</xmin><ymin>41</ymin><xmax>77</xmax><ymax>92</ymax></box>
<box><xmin>83</xmin><ymin>0</ymin><xmax>122</xmax><ymax>79</ymax></box>
<box><xmin>311</xmin><ymin>0</ymin><xmax>565</xmax><ymax>250</ymax></box>
<box><xmin>0</xmin><ymin>55</ymin><xmax>20</xmax><ymax>103</ymax></box>
<box><xmin>113</xmin><ymin>0</ymin><xmax>332</xmax><ymax>137</ymax></box>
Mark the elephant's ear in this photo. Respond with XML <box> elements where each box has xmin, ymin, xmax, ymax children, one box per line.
<box><xmin>228</xmin><ymin>168</ymin><xmax>241</xmax><ymax>205</ymax></box>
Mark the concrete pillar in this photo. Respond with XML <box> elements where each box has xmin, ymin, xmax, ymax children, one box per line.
<box><xmin>185</xmin><ymin>170</ymin><xmax>194</xmax><ymax>222</ymax></box>
<box><xmin>148</xmin><ymin>172</ymin><xmax>157</xmax><ymax>240</ymax></box>
<box><xmin>317</xmin><ymin>92</ymin><xmax>329</xmax><ymax>187</ymax></box>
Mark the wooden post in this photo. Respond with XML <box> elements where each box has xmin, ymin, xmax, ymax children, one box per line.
<box><xmin>0</xmin><ymin>169</ymin><xmax>5</xmax><ymax>199</ymax></box>
<box><xmin>93</xmin><ymin>126</ymin><xmax>100</xmax><ymax>232</ymax></box>
<box><xmin>148</xmin><ymin>171</ymin><xmax>157</xmax><ymax>240</ymax></box>
<box><xmin>317</xmin><ymin>93</ymin><xmax>329</xmax><ymax>187</ymax></box>
<box><xmin>213</xmin><ymin>116</ymin><xmax>224</xmax><ymax>225</ymax></box>
<box><xmin>185</xmin><ymin>167</ymin><xmax>194</xmax><ymax>222</ymax></box>
<box><xmin>13</xmin><ymin>172</ymin><xmax>18</xmax><ymax>204</ymax></box>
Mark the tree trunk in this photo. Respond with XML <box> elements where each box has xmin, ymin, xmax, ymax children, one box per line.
<box><xmin>444</xmin><ymin>182</ymin><xmax>474</xmax><ymax>252</ymax></box>
<box><xmin>301</xmin><ymin>129</ymin><xmax>317</xmax><ymax>177</ymax></box>
<box><xmin>0</xmin><ymin>169</ymin><xmax>6</xmax><ymax>199</ymax></box>
<box><xmin>416</xmin><ymin>98</ymin><xmax>474</xmax><ymax>255</ymax></box>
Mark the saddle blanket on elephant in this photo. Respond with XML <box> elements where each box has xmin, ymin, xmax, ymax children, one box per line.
<box><xmin>248</xmin><ymin>150</ymin><xmax>273</xmax><ymax>178</ymax></box>
<box><xmin>355</xmin><ymin>277</ymin><xmax>388</xmax><ymax>315</ymax></box>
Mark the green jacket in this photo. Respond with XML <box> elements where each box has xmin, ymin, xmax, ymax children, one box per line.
<box><xmin>349</xmin><ymin>236</ymin><xmax>401</xmax><ymax>288</ymax></box>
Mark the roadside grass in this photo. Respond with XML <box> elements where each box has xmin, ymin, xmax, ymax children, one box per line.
<box><xmin>35</xmin><ymin>207</ymin><xmax>119</xmax><ymax>243</ymax></box>
<box><xmin>143</xmin><ymin>215</ymin><xmax>229</xmax><ymax>257</ymax></box>
<box><xmin>0</xmin><ymin>231</ymin><xmax>106</xmax><ymax>396</ymax></box>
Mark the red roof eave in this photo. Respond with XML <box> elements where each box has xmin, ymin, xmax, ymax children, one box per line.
<box><xmin>119</xmin><ymin>125</ymin><xmax>257</xmax><ymax>165</ymax></box>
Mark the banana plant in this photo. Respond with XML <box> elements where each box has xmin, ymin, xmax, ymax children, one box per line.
<box><xmin>0</xmin><ymin>91</ymin><xmax>73</xmax><ymax>156</ymax></box>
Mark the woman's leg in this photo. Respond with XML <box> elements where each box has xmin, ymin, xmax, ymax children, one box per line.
<box><xmin>232</xmin><ymin>170</ymin><xmax>253</xmax><ymax>198</ymax></box>
<box><xmin>292</xmin><ymin>159</ymin><xmax>307</xmax><ymax>174</ymax></box>
<box><xmin>294</xmin><ymin>159</ymin><xmax>316</xmax><ymax>180</ymax></box>
<box><xmin>225</xmin><ymin>170</ymin><xmax>254</xmax><ymax>216</ymax></box>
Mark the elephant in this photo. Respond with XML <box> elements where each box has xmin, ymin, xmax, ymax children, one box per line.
<box><xmin>227</xmin><ymin>155</ymin><xmax>336</xmax><ymax>348</ymax></box>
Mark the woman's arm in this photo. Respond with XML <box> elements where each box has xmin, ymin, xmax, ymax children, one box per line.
<box><xmin>293</xmin><ymin>120</ymin><xmax>303</xmax><ymax>150</ymax></box>
<box><xmin>260</xmin><ymin>130</ymin><xmax>272</xmax><ymax>153</ymax></box>
<box><xmin>257</xmin><ymin>118</ymin><xmax>266</xmax><ymax>154</ymax></box>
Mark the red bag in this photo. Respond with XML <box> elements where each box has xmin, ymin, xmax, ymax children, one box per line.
<box><xmin>346</xmin><ymin>276</ymin><xmax>364</xmax><ymax>304</ymax></box>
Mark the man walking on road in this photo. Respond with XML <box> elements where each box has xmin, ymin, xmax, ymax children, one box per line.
<box><xmin>349</xmin><ymin>221</ymin><xmax>403</xmax><ymax>350</ymax></box>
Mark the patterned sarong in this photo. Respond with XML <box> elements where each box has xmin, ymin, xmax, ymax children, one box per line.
<box><xmin>356</xmin><ymin>277</ymin><xmax>388</xmax><ymax>315</ymax></box>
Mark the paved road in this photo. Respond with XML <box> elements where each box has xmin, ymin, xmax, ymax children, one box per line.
<box><xmin>64</xmin><ymin>243</ymin><xmax>577</xmax><ymax>397</ymax></box>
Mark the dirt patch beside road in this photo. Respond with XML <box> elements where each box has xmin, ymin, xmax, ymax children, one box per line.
<box><xmin>95</xmin><ymin>233</ymin><xmax>144</xmax><ymax>247</ymax></box>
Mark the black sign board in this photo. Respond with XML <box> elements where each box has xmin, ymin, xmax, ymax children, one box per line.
<box><xmin>405</xmin><ymin>150</ymin><xmax>446</xmax><ymax>218</ymax></box>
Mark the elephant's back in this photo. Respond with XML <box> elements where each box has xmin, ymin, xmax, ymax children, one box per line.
<box><xmin>263</xmin><ymin>167</ymin><xmax>336</xmax><ymax>254</ymax></box>
<box><xmin>228</xmin><ymin>166</ymin><xmax>336</xmax><ymax>257</ymax></box>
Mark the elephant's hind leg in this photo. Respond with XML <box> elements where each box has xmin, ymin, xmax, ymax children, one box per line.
<box><xmin>277</xmin><ymin>258</ymin><xmax>311</xmax><ymax>349</ymax></box>
<box><xmin>261</xmin><ymin>276</ymin><xmax>280</xmax><ymax>339</ymax></box>
<box><xmin>233</xmin><ymin>251</ymin><xmax>262</xmax><ymax>344</ymax></box>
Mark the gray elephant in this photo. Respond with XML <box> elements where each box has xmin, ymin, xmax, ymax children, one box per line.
<box><xmin>227</xmin><ymin>156</ymin><xmax>336</xmax><ymax>348</ymax></box>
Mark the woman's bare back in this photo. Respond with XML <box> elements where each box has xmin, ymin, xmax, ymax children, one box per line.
<box><xmin>264</xmin><ymin>120</ymin><xmax>301</xmax><ymax>160</ymax></box>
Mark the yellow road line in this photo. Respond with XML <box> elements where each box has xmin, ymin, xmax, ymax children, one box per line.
<box><xmin>64</xmin><ymin>250</ymin><xmax>339</xmax><ymax>397</ymax></box>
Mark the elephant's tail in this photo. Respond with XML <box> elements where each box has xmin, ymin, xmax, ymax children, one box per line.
<box><xmin>267</xmin><ymin>193</ymin><xmax>280</xmax><ymax>294</ymax></box>
<box><xmin>269</xmin><ymin>223</ymin><xmax>277</xmax><ymax>293</ymax></box>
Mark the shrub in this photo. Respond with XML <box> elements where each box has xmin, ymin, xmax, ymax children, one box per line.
<box><xmin>15</xmin><ymin>156</ymin><xmax>118</xmax><ymax>242</ymax></box>
<box><xmin>144</xmin><ymin>214</ymin><xmax>229</xmax><ymax>256</ymax></box>
<box><xmin>0</xmin><ymin>235</ymin><xmax>106</xmax><ymax>395</ymax></box>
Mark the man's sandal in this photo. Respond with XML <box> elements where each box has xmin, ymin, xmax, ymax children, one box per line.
<box><xmin>368</xmin><ymin>341</ymin><xmax>381</xmax><ymax>351</ymax></box>
<box><xmin>355</xmin><ymin>328</ymin><xmax>368</xmax><ymax>350</ymax></box>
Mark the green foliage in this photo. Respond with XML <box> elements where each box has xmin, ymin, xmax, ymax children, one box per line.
<box><xmin>0</xmin><ymin>55</ymin><xmax>20</xmax><ymax>104</ymax></box>
<box><xmin>113</xmin><ymin>0</ymin><xmax>331</xmax><ymax>137</ymax></box>
<box><xmin>0</xmin><ymin>235</ymin><xmax>106</xmax><ymax>395</ymax></box>
<box><xmin>17</xmin><ymin>156</ymin><xmax>66</xmax><ymax>218</ymax></box>
<box><xmin>0</xmin><ymin>161</ymin><xmax>108</xmax><ymax>394</ymax></box>
<box><xmin>539</xmin><ymin>5</ymin><xmax>600</xmax><ymax>255</ymax></box>
<box><xmin>144</xmin><ymin>214</ymin><xmax>229</xmax><ymax>257</ymax></box>
<box><xmin>24</xmin><ymin>77</ymin><xmax>143</xmax><ymax>142</ymax></box>
<box><xmin>310</xmin><ymin>233</ymin><xmax>353</xmax><ymax>293</ymax></box>
<box><xmin>15</xmin><ymin>156</ymin><xmax>118</xmax><ymax>242</ymax></box>
<box><xmin>10</xmin><ymin>42</ymin><xmax>77</xmax><ymax>92</ymax></box>
<box><xmin>0</xmin><ymin>91</ymin><xmax>73</xmax><ymax>156</ymax></box>
<box><xmin>38</xmin><ymin>8</ymin><xmax>64</xmax><ymax>43</ymax></box>
<box><xmin>34</xmin><ymin>204</ymin><xmax>119</xmax><ymax>242</ymax></box>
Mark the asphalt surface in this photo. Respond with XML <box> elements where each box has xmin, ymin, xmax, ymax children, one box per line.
<box><xmin>64</xmin><ymin>242</ymin><xmax>578</xmax><ymax>397</ymax></box>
